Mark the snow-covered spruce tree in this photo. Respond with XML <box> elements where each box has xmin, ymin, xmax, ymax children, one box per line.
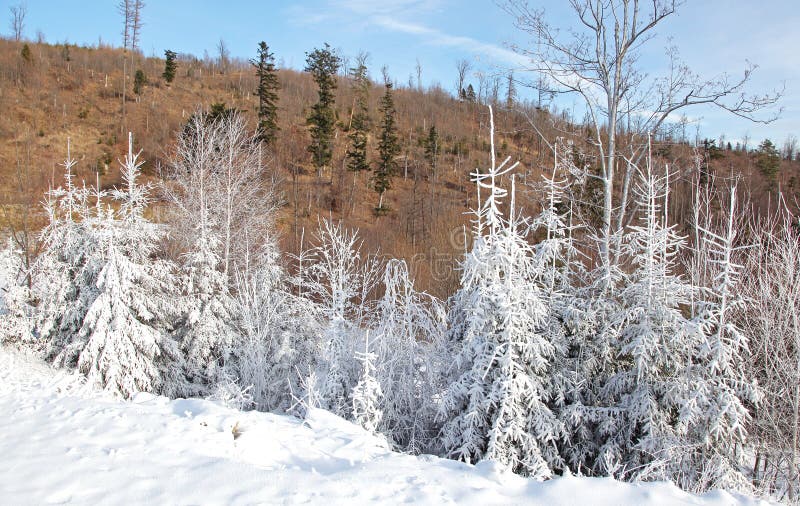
<box><xmin>556</xmin><ymin>261</ymin><xmax>624</xmax><ymax>475</ymax></box>
<box><xmin>75</xmin><ymin>134</ymin><xmax>181</xmax><ymax>398</ymax></box>
<box><xmin>352</xmin><ymin>333</ymin><xmax>383</xmax><ymax>434</ymax></box>
<box><xmin>0</xmin><ymin>240</ymin><xmax>33</xmax><ymax>344</ymax></box>
<box><xmin>680</xmin><ymin>185</ymin><xmax>754</xmax><ymax>492</ymax></box>
<box><xmin>524</xmin><ymin>139</ymin><xmax>592</xmax><ymax>474</ymax></box>
<box><xmin>438</xmin><ymin>106</ymin><xmax>563</xmax><ymax>478</ymax></box>
<box><xmin>37</xmin><ymin>141</ymin><xmax>105</xmax><ymax>366</ymax></box>
<box><xmin>301</xmin><ymin>219</ymin><xmax>381</xmax><ymax>417</ymax></box>
<box><xmin>597</xmin><ymin>153</ymin><xmax>702</xmax><ymax>481</ymax></box>
<box><xmin>371</xmin><ymin>259</ymin><xmax>446</xmax><ymax>453</ymax></box>
<box><xmin>172</xmin><ymin>232</ymin><xmax>239</xmax><ymax>397</ymax></box>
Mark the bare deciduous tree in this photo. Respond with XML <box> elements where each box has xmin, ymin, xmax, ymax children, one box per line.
<box><xmin>742</xmin><ymin>212</ymin><xmax>800</xmax><ymax>499</ymax></box>
<box><xmin>783</xmin><ymin>134</ymin><xmax>797</xmax><ymax>161</ymax></box>
<box><xmin>502</xmin><ymin>0</ymin><xmax>782</xmax><ymax>276</ymax></box>
<box><xmin>217</xmin><ymin>38</ymin><xmax>230</xmax><ymax>74</ymax></box>
<box><xmin>165</xmin><ymin>110</ymin><xmax>281</xmax><ymax>281</ymax></box>
<box><xmin>9</xmin><ymin>2</ymin><xmax>26</xmax><ymax>42</ymax></box>
<box><xmin>415</xmin><ymin>58</ymin><xmax>423</xmax><ymax>91</ymax></box>
<box><xmin>455</xmin><ymin>59</ymin><xmax>471</xmax><ymax>98</ymax></box>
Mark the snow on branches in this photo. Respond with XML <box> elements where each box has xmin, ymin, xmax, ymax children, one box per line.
<box><xmin>439</xmin><ymin>106</ymin><xmax>563</xmax><ymax>478</ymax></box>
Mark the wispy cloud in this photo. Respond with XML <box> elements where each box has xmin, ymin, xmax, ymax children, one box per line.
<box><xmin>286</xmin><ymin>0</ymin><xmax>526</xmax><ymax>68</ymax></box>
<box><xmin>371</xmin><ymin>16</ymin><xmax>528</xmax><ymax>67</ymax></box>
<box><xmin>331</xmin><ymin>0</ymin><xmax>445</xmax><ymax>17</ymax></box>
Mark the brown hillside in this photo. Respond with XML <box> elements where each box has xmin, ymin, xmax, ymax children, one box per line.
<box><xmin>1</xmin><ymin>39</ymin><xmax>798</xmax><ymax>297</ymax></box>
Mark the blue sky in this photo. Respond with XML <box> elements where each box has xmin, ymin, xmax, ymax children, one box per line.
<box><xmin>11</xmin><ymin>0</ymin><xmax>799</xmax><ymax>147</ymax></box>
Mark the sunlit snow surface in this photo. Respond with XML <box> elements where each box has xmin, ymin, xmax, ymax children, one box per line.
<box><xmin>0</xmin><ymin>346</ymin><xmax>768</xmax><ymax>505</ymax></box>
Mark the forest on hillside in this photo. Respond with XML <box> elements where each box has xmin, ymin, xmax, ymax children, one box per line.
<box><xmin>1</xmin><ymin>0</ymin><xmax>800</xmax><ymax>503</ymax></box>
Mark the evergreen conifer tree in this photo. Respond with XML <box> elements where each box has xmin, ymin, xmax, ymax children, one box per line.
<box><xmin>163</xmin><ymin>49</ymin><xmax>177</xmax><ymax>83</ymax></box>
<box><xmin>439</xmin><ymin>107</ymin><xmax>563</xmax><ymax>477</ymax></box>
<box><xmin>37</xmin><ymin>141</ymin><xmax>104</xmax><ymax>367</ymax></box>
<box><xmin>756</xmin><ymin>139</ymin><xmax>780</xmax><ymax>185</ymax></box>
<box><xmin>374</xmin><ymin>81</ymin><xmax>400</xmax><ymax>213</ymax></box>
<box><xmin>73</xmin><ymin>134</ymin><xmax>181</xmax><ymax>398</ymax></box>
<box><xmin>346</xmin><ymin>55</ymin><xmax>371</xmax><ymax>175</ymax></box>
<box><xmin>251</xmin><ymin>42</ymin><xmax>280</xmax><ymax>145</ymax></box>
<box><xmin>0</xmin><ymin>241</ymin><xmax>33</xmax><ymax>344</ymax></box>
<box><xmin>305</xmin><ymin>44</ymin><xmax>341</xmax><ymax>172</ymax></box>
<box><xmin>133</xmin><ymin>69</ymin><xmax>147</xmax><ymax>96</ymax></box>
<box><xmin>598</xmin><ymin>158</ymin><xmax>702</xmax><ymax>479</ymax></box>
<box><xmin>424</xmin><ymin>126</ymin><xmax>439</xmax><ymax>170</ymax></box>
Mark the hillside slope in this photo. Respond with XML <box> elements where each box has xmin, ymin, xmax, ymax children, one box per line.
<box><xmin>1</xmin><ymin>39</ymin><xmax>798</xmax><ymax>296</ymax></box>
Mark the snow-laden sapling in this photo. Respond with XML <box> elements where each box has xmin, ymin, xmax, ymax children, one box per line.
<box><xmin>439</xmin><ymin>106</ymin><xmax>563</xmax><ymax>478</ymax></box>
<box><xmin>371</xmin><ymin>259</ymin><xmax>445</xmax><ymax>452</ymax></box>
<box><xmin>352</xmin><ymin>333</ymin><xmax>383</xmax><ymax>433</ymax></box>
<box><xmin>73</xmin><ymin>134</ymin><xmax>181</xmax><ymax>398</ymax></box>
<box><xmin>299</xmin><ymin>219</ymin><xmax>381</xmax><ymax>418</ymax></box>
<box><xmin>0</xmin><ymin>240</ymin><xmax>33</xmax><ymax>344</ymax></box>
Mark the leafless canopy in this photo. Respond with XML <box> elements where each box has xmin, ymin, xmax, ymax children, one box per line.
<box><xmin>500</xmin><ymin>0</ymin><xmax>783</xmax><ymax>273</ymax></box>
<box><xmin>455</xmin><ymin>59</ymin><xmax>472</xmax><ymax>97</ymax></box>
<box><xmin>9</xmin><ymin>3</ymin><xmax>26</xmax><ymax>42</ymax></box>
<box><xmin>118</xmin><ymin>0</ymin><xmax>144</xmax><ymax>52</ymax></box>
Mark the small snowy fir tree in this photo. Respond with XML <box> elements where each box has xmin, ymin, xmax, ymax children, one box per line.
<box><xmin>166</xmin><ymin>130</ymin><xmax>240</xmax><ymax>396</ymax></box>
<box><xmin>37</xmin><ymin>141</ymin><xmax>105</xmax><ymax>366</ymax></box>
<box><xmin>439</xmin><ymin>106</ymin><xmax>562</xmax><ymax>478</ymax></box>
<box><xmin>173</xmin><ymin>232</ymin><xmax>240</xmax><ymax>397</ymax></box>
<box><xmin>352</xmin><ymin>333</ymin><xmax>383</xmax><ymax>433</ymax></box>
<box><xmin>526</xmin><ymin>140</ymin><xmax>588</xmax><ymax>474</ymax></box>
<box><xmin>681</xmin><ymin>185</ymin><xmax>754</xmax><ymax>492</ymax></box>
<box><xmin>598</xmin><ymin>155</ymin><xmax>701</xmax><ymax>480</ymax></box>
<box><xmin>74</xmin><ymin>134</ymin><xmax>181</xmax><ymax>398</ymax></box>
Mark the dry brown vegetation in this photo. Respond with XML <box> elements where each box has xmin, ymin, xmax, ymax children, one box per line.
<box><xmin>1</xmin><ymin>38</ymin><xmax>798</xmax><ymax>297</ymax></box>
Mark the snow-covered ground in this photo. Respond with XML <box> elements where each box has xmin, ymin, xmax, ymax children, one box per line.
<box><xmin>0</xmin><ymin>345</ymin><xmax>768</xmax><ymax>505</ymax></box>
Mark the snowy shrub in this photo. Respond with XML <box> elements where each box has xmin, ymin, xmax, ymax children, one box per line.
<box><xmin>371</xmin><ymin>259</ymin><xmax>446</xmax><ymax>453</ymax></box>
<box><xmin>299</xmin><ymin>219</ymin><xmax>381</xmax><ymax>418</ymax></box>
<box><xmin>0</xmin><ymin>241</ymin><xmax>33</xmax><ymax>344</ymax></box>
<box><xmin>352</xmin><ymin>335</ymin><xmax>383</xmax><ymax>433</ymax></box>
<box><xmin>209</xmin><ymin>371</ymin><xmax>255</xmax><ymax>411</ymax></box>
<box><xmin>228</xmin><ymin>258</ymin><xmax>322</xmax><ymax>412</ymax></box>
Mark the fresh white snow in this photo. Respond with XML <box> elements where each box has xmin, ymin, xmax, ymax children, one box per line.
<box><xmin>0</xmin><ymin>345</ymin><xmax>769</xmax><ymax>505</ymax></box>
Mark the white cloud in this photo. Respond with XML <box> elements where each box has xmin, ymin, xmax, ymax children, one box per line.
<box><xmin>286</xmin><ymin>0</ymin><xmax>527</xmax><ymax>68</ymax></box>
<box><xmin>371</xmin><ymin>16</ymin><xmax>528</xmax><ymax>67</ymax></box>
<box><xmin>331</xmin><ymin>0</ymin><xmax>445</xmax><ymax>17</ymax></box>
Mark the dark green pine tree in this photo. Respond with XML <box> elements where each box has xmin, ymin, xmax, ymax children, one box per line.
<box><xmin>346</xmin><ymin>56</ymin><xmax>371</xmax><ymax>174</ymax></box>
<box><xmin>305</xmin><ymin>43</ymin><xmax>341</xmax><ymax>173</ymax></box>
<box><xmin>251</xmin><ymin>42</ymin><xmax>280</xmax><ymax>145</ymax></box>
<box><xmin>133</xmin><ymin>69</ymin><xmax>147</xmax><ymax>96</ymax></box>
<box><xmin>374</xmin><ymin>81</ymin><xmax>400</xmax><ymax>213</ymax></box>
<box><xmin>424</xmin><ymin>126</ymin><xmax>439</xmax><ymax>171</ymax></box>
<box><xmin>163</xmin><ymin>49</ymin><xmax>177</xmax><ymax>84</ymax></box>
<box><xmin>756</xmin><ymin>138</ymin><xmax>781</xmax><ymax>185</ymax></box>
<box><xmin>465</xmin><ymin>84</ymin><xmax>477</xmax><ymax>103</ymax></box>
